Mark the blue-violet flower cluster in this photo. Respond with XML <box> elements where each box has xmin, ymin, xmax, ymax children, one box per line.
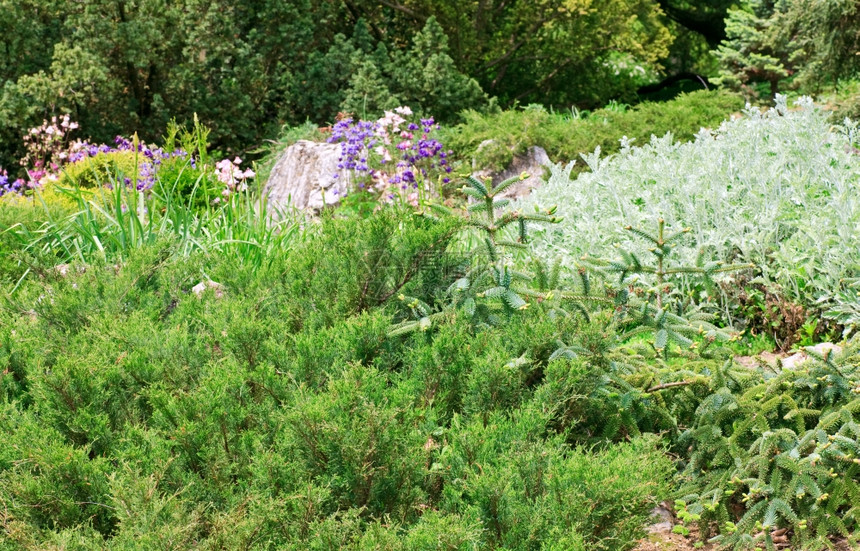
<box><xmin>0</xmin><ymin>169</ymin><xmax>26</xmax><ymax>197</ymax></box>
<box><xmin>327</xmin><ymin>106</ymin><xmax>453</xmax><ymax>205</ymax></box>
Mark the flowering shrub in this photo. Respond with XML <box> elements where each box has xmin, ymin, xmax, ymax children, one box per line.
<box><xmin>213</xmin><ymin>157</ymin><xmax>255</xmax><ymax>199</ymax></box>
<box><xmin>18</xmin><ymin>114</ymin><xmax>80</xmax><ymax>188</ymax></box>
<box><xmin>327</xmin><ymin>106</ymin><xmax>453</xmax><ymax>206</ymax></box>
<box><xmin>4</xmin><ymin>115</ymin><xmax>255</xmax><ymax>206</ymax></box>
<box><xmin>63</xmin><ymin>135</ymin><xmax>201</xmax><ymax>192</ymax></box>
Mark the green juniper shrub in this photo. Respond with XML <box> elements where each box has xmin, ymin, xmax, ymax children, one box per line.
<box><xmin>0</xmin><ymin>404</ymin><xmax>116</xmax><ymax>535</ymax></box>
<box><xmin>434</xmin><ymin>410</ymin><xmax>672</xmax><ymax>550</ymax></box>
<box><xmin>0</xmin><ymin>200</ymin><xmax>696</xmax><ymax>550</ymax></box>
<box><xmin>397</xmin><ymin>317</ymin><xmax>482</xmax><ymax>420</ymax></box>
<box><xmin>445</xmin><ymin>90</ymin><xmax>744</xmax><ymax>175</ymax></box>
<box><xmin>279</xmin><ymin>363</ymin><xmax>433</xmax><ymax>521</ymax></box>
<box><xmin>280</xmin><ymin>209</ymin><xmax>463</xmax><ymax>332</ymax></box>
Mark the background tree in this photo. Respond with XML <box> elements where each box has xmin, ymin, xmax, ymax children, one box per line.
<box><xmin>714</xmin><ymin>0</ymin><xmax>860</xmax><ymax>96</ymax></box>
<box><xmin>656</xmin><ymin>0</ymin><xmax>735</xmax><ymax>47</ymax></box>
<box><xmin>0</xmin><ymin>0</ymin><xmax>343</xmax><ymax>167</ymax></box>
<box><xmin>714</xmin><ymin>0</ymin><xmax>789</xmax><ymax>95</ymax></box>
<box><xmin>7</xmin><ymin>0</ymin><xmax>858</xmax><ymax>173</ymax></box>
<box><xmin>345</xmin><ymin>0</ymin><xmax>674</xmax><ymax>108</ymax></box>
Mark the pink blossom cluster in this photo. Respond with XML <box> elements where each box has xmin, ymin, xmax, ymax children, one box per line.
<box><xmin>214</xmin><ymin>157</ymin><xmax>256</xmax><ymax>197</ymax></box>
<box><xmin>20</xmin><ymin>114</ymin><xmax>80</xmax><ymax>187</ymax></box>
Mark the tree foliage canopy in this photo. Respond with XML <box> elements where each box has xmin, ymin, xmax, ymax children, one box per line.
<box><xmin>0</xmin><ymin>0</ymin><xmax>678</xmax><ymax>166</ymax></box>
<box><xmin>715</xmin><ymin>0</ymin><xmax>860</xmax><ymax>94</ymax></box>
<box><xmin>1</xmin><ymin>0</ymin><xmax>858</xmax><ymax>168</ymax></box>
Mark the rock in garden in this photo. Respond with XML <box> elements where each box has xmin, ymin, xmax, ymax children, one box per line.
<box><xmin>810</xmin><ymin>342</ymin><xmax>841</xmax><ymax>356</ymax></box>
<box><xmin>781</xmin><ymin>352</ymin><xmax>807</xmax><ymax>369</ymax></box>
<box><xmin>192</xmin><ymin>280</ymin><xmax>224</xmax><ymax>299</ymax></box>
<box><xmin>263</xmin><ymin>140</ymin><xmax>350</xmax><ymax>213</ymax></box>
<box><xmin>472</xmin><ymin>141</ymin><xmax>551</xmax><ymax>199</ymax></box>
<box><xmin>645</xmin><ymin>504</ymin><xmax>675</xmax><ymax>534</ymax></box>
<box><xmin>781</xmin><ymin>342</ymin><xmax>842</xmax><ymax>369</ymax></box>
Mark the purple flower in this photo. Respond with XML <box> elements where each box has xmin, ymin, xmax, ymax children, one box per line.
<box><xmin>327</xmin><ymin>111</ymin><xmax>456</xmax><ymax>200</ymax></box>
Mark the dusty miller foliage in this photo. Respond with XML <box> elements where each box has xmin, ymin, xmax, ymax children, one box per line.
<box><xmin>520</xmin><ymin>96</ymin><xmax>860</xmax><ymax>328</ymax></box>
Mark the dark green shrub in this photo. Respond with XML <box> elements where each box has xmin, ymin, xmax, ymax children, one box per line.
<box><xmin>679</xmin><ymin>344</ymin><xmax>860</xmax><ymax>549</ymax></box>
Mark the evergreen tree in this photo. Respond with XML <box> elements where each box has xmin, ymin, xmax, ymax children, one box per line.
<box><xmin>715</xmin><ymin>0</ymin><xmax>860</xmax><ymax>95</ymax></box>
<box><xmin>340</xmin><ymin>60</ymin><xmax>401</xmax><ymax>118</ymax></box>
<box><xmin>715</xmin><ymin>1</ymin><xmax>788</xmax><ymax>95</ymax></box>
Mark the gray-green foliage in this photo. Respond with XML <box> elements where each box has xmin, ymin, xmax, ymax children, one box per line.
<box><xmin>521</xmin><ymin>96</ymin><xmax>860</xmax><ymax>320</ymax></box>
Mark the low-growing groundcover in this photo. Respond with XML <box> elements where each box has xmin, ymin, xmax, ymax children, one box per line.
<box><xmin>0</xmin><ymin>211</ymin><xmax>674</xmax><ymax>550</ymax></box>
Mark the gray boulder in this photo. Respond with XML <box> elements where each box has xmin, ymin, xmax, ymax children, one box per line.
<box><xmin>472</xmin><ymin>142</ymin><xmax>551</xmax><ymax>198</ymax></box>
<box><xmin>263</xmin><ymin>140</ymin><xmax>350</xmax><ymax>213</ymax></box>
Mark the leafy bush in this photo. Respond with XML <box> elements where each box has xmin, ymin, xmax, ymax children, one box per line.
<box><xmin>56</xmin><ymin>150</ymin><xmax>139</xmax><ymax>188</ymax></box>
<box><xmin>521</xmin><ymin>96</ymin><xmax>860</xmax><ymax>324</ymax></box>
<box><xmin>445</xmin><ymin>90</ymin><xmax>743</xmax><ymax>174</ymax></box>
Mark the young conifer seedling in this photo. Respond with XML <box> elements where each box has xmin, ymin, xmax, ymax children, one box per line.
<box><xmin>389</xmin><ymin>173</ymin><xmax>568</xmax><ymax>335</ymax></box>
<box><xmin>585</xmin><ymin>218</ymin><xmax>754</xmax><ymax>359</ymax></box>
